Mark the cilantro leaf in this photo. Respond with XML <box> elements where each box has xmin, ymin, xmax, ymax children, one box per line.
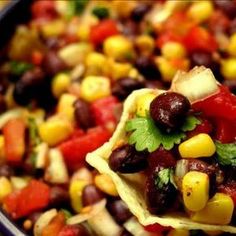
<box><xmin>126</xmin><ymin>115</ymin><xmax>200</xmax><ymax>152</ymax></box>
<box><xmin>181</xmin><ymin>115</ymin><xmax>201</xmax><ymax>132</ymax></box>
<box><xmin>10</xmin><ymin>61</ymin><xmax>33</xmax><ymax>76</ymax></box>
<box><xmin>126</xmin><ymin>117</ymin><xmax>161</xmax><ymax>152</ymax></box>
<box><xmin>68</xmin><ymin>0</ymin><xmax>89</xmax><ymax>17</ymax></box>
<box><xmin>92</xmin><ymin>6</ymin><xmax>109</xmax><ymax>19</ymax></box>
<box><xmin>28</xmin><ymin>117</ymin><xmax>41</xmax><ymax>147</ymax></box>
<box><xmin>215</xmin><ymin>142</ymin><xmax>236</xmax><ymax>166</ymax></box>
<box><xmin>155</xmin><ymin>168</ymin><xmax>177</xmax><ymax>189</ymax></box>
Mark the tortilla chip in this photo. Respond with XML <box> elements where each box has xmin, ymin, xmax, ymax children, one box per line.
<box><xmin>86</xmin><ymin>70</ymin><xmax>236</xmax><ymax>233</ymax></box>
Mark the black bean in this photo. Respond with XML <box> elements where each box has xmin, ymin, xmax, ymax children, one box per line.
<box><xmin>13</xmin><ymin>67</ymin><xmax>45</xmax><ymax>105</ymax></box>
<box><xmin>0</xmin><ymin>94</ymin><xmax>6</xmax><ymax>114</ymax></box>
<box><xmin>131</xmin><ymin>4</ymin><xmax>150</xmax><ymax>22</ymax></box>
<box><xmin>0</xmin><ymin>164</ymin><xmax>14</xmax><ymax>177</ymax></box>
<box><xmin>190</xmin><ymin>51</ymin><xmax>214</xmax><ymax>68</ymax></box>
<box><xmin>135</xmin><ymin>56</ymin><xmax>160</xmax><ymax>80</ymax></box>
<box><xmin>148</xmin><ymin>147</ymin><xmax>176</xmax><ymax>172</ymax></box>
<box><xmin>214</xmin><ymin>0</ymin><xmax>236</xmax><ymax>19</ymax></box>
<box><xmin>42</xmin><ymin>51</ymin><xmax>67</xmax><ymax>76</ymax></box>
<box><xmin>230</xmin><ymin>18</ymin><xmax>236</xmax><ymax>35</ymax></box>
<box><xmin>120</xmin><ymin>229</ymin><xmax>132</xmax><ymax>236</ymax></box>
<box><xmin>112</xmin><ymin>77</ymin><xmax>144</xmax><ymax>100</ymax></box>
<box><xmin>150</xmin><ymin>92</ymin><xmax>190</xmax><ymax>130</ymax></box>
<box><xmin>107</xmin><ymin>200</ymin><xmax>132</xmax><ymax>224</ymax></box>
<box><xmin>49</xmin><ymin>186</ymin><xmax>69</xmax><ymax>208</ymax></box>
<box><xmin>122</xmin><ymin>20</ymin><xmax>139</xmax><ymax>37</ymax></box>
<box><xmin>145</xmin><ymin>172</ymin><xmax>178</xmax><ymax>214</ymax></box>
<box><xmin>109</xmin><ymin>144</ymin><xmax>148</xmax><ymax>173</ymax></box>
<box><xmin>74</xmin><ymin>99</ymin><xmax>95</xmax><ymax>130</ymax></box>
<box><xmin>82</xmin><ymin>184</ymin><xmax>104</xmax><ymax>207</ymax></box>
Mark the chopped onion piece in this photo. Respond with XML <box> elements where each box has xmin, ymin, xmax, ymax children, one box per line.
<box><xmin>124</xmin><ymin>217</ymin><xmax>154</xmax><ymax>236</ymax></box>
<box><xmin>67</xmin><ymin>199</ymin><xmax>106</xmax><ymax>225</ymax></box>
<box><xmin>44</xmin><ymin>148</ymin><xmax>69</xmax><ymax>184</ymax></box>
<box><xmin>87</xmin><ymin>208</ymin><xmax>122</xmax><ymax>236</ymax></box>
<box><xmin>171</xmin><ymin>66</ymin><xmax>219</xmax><ymax>103</ymax></box>
<box><xmin>34</xmin><ymin>209</ymin><xmax>57</xmax><ymax>236</ymax></box>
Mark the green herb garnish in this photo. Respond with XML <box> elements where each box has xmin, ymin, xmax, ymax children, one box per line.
<box><xmin>215</xmin><ymin>141</ymin><xmax>236</xmax><ymax>166</ymax></box>
<box><xmin>125</xmin><ymin>115</ymin><xmax>200</xmax><ymax>152</ymax></box>
<box><xmin>92</xmin><ymin>6</ymin><xmax>109</xmax><ymax>19</ymax></box>
<box><xmin>10</xmin><ymin>61</ymin><xmax>33</xmax><ymax>76</ymax></box>
<box><xmin>28</xmin><ymin>117</ymin><xmax>41</xmax><ymax>147</ymax></box>
<box><xmin>155</xmin><ymin>168</ymin><xmax>177</xmax><ymax>189</ymax></box>
<box><xmin>68</xmin><ymin>0</ymin><xmax>89</xmax><ymax>17</ymax></box>
<box><xmin>61</xmin><ymin>209</ymin><xmax>72</xmax><ymax>220</ymax></box>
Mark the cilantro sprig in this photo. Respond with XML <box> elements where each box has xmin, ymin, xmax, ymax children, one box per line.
<box><xmin>215</xmin><ymin>142</ymin><xmax>236</xmax><ymax>166</ymax></box>
<box><xmin>155</xmin><ymin>168</ymin><xmax>177</xmax><ymax>189</ymax></box>
<box><xmin>125</xmin><ymin>115</ymin><xmax>200</xmax><ymax>152</ymax></box>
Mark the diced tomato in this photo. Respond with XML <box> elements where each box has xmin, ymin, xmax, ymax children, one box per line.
<box><xmin>156</xmin><ymin>31</ymin><xmax>182</xmax><ymax>48</ymax></box>
<box><xmin>31</xmin><ymin>0</ymin><xmax>58</xmax><ymax>21</ymax></box>
<box><xmin>4</xmin><ymin>180</ymin><xmax>50</xmax><ymax>219</ymax></box>
<box><xmin>90</xmin><ymin>19</ymin><xmax>119</xmax><ymax>45</ymax></box>
<box><xmin>218</xmin><ymin>182</ymin><xmax>236</xmax><ymax>206</ymax></box>
<box><xmin>91</xmin><ymin>96</ymin><xmax>119</xmax><ymax>129</ymax></box>
<box><xmin>42</xmin><ymin>212</ymin><xmax>65</xmax><ymax>236</ymax></box>
<box><xmin>187</xmin><ymin>118</ymin><xmax>213</xmax><ymax>138</ymax></box>
<box><xmin>183</xmin><ymin>26</ymin><xmax>218</xmax><ymax>53</ymax></box>
<box><xmin>213</xmin><ymin>118</ymin><xmax>236</xmax><ymax>143</ymax></box>
<box><xmin>3</xmin><ymin>118</ymin><xmax>26</xmax><ymax>164</ymax></box>
<box><xmin>69</xmin><ymin>129</ymin><xmax>85</xmax><ymax>139</ymax></box>
<box><xmin>59</xmin><ymin>126</ymin><xmax>111</xmax><ymax>170</ymax></box>
<box><xmin>31</xmin><ymin>50</ymin><xmax>44</xmax><ymax>66</ymax></box>
<box><xmin>192</xmin><ymin>86</ymin><xmax>236</xmax><ymax>121</ymax></box>
<box><xmin>144</xmin><ymin>223</ymin><xmax>171</xmax><ymax>233</ymax></box>
<box><xmin>163</xmin><ymin>12</ymin><xmax>195</xmax><ymax>37</ymax></box>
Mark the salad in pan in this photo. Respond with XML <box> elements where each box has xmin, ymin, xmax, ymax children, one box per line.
<box><xmin>87</xmin><ymin>66</ymin><xmax>236</xmax><ymax>234</ymax></box>
<box><xmin>0</xmin><ymin>0</ymin><xmax>236</xmax><ymax>235</ymax></box>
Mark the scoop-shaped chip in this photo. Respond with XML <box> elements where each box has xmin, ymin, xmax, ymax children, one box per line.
<box><xmin>86</xmin><ymin>67</ymin><xmax>236</xmax><ymax>233</ymax></box>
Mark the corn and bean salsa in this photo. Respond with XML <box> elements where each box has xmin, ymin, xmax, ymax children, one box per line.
<box><xmin>0</xmin><ymin>0</ymin><xmax>236</xmax><ymax>235</ymax></box>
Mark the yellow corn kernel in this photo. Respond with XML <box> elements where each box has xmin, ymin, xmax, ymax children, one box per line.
<box><xmin>161</xmin><ymin>42</ymin><xmax>186</xmax><ymax>60</ymax></box>
<box><xmin>179</xmin><ymin>133</ymin><xmax>216</xmax><ymax>158</ymax></box>
<box><xmin>103</xmin><ymin>35</ymin><xmax>134</xmax><ymax>61</ymax></box>
<box><xmin>41</xmin><ymin>19</ymin><xmax>66</xmax><ymax>38</ymax></box>
<box><xmin>155</xmin><ymin>57</ymin><xmax>178</xmax><ymax>82</ymax></box>
<box><xmin>221</xmin><ymin>58</ymin><xmax>236</xmax><ymax>80</ymax></box>
<box><xmin>86</xmin><ymin>52</ymin><xmax>106</xmax><ymax>69</ymax></box>
<box><xmin>135</xmin><ymin>35</ymin><xmax>155</xmax><ymax>55</ymax></box>
<box><xmin>227</xmin><ymin>33</ymin><xmax>236</xmax><ymax>57</ymax></box>
<box><xmin>0</xmin><ymin>135</ymin><xmax>5</xmax><ymax>163</ymax></box>
<box><xmin>38</xmin><ymin>116</ymin><xmax>73</xmax><ymax>146</ymax></box>
<box><xmin>111</xmin><ymin>61</ymin><xmax>132</xmax><ymax>80</ymax></box>
<box><xmin>69</xmin><ymin>179</ymin><xmax>87</xmax><ymax>213</ymax></box>
<box><xmin>80</xmin><ymin>76</ymin><xmax>111</xmax><ymax>102</ymax></box>
<box><xmin>191</xmin><ymin>193</ymin><xmax>234</xmax><ymax>225</ymax></box>
<box><xmin>52</xmin><ymin>73</ymin><xmax>71</xmax><ymax>98</ymax></box>
<box><xmin>187</xmin><ymin>1</ymin><xmax>213</xmax><ymax>23</ymax></box>
<box><xmin>136</xmin><ymin>93</ymin><xmax>157</xmax><ymax>117</ymax></box>
<box><xmin>57</xmin><ymin>93</ymin><xmax>77</xmax><ymax>122</ymax></box>
<box><xmin>128</xmin><ymin>68</ymin><xmax>141</xmax><ymax>79</ymax></box>
<box><xmin>77</xmin><ymin>25</ymin><xmax>90</xmax><ymax>41</ymax></box>
<box><xmin>94</xmin><ymin>174</ymin><xmax>118</xmax><ymax>197</ymax></box>
<box><xmin>58</xmin><ymin>43</ymin><xmax>93</xmax><ymax>67</ymax></box>
<box><xmin>167</xmin><ymin>229</ymin><xmax>189</xmax><ymax>236</ymax></box>
<box><xmin>0</xmin><ymin>177</ymin><xmax>12</xmax><ymax>202</ymax></box>
<box><xmin>182</xmin><ymin>171</ymin><xmax>209</xmax><ymax>212</ymax></box>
